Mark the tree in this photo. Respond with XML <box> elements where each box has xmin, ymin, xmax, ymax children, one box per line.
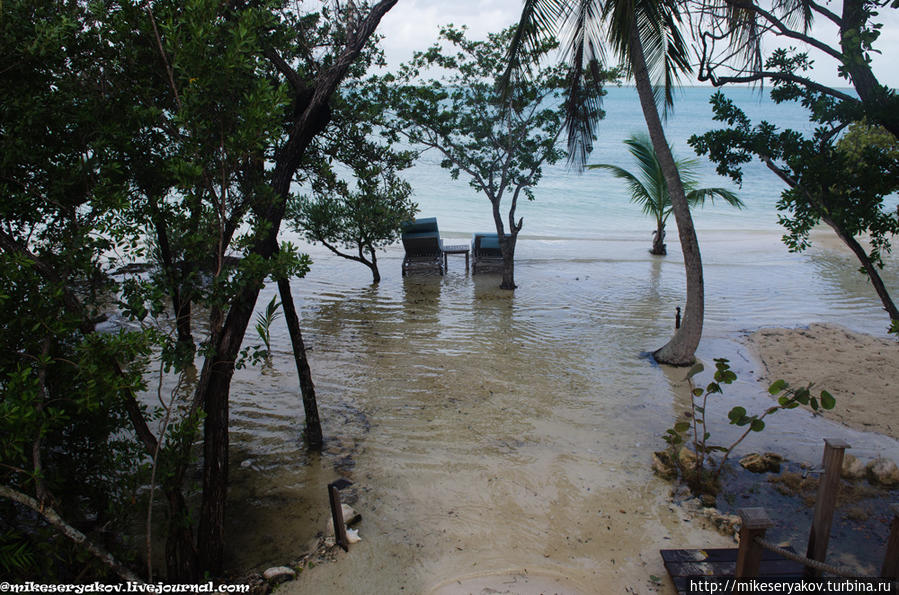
<box><xmin>590</xmin><ymin>133</ymin><xmax>743</xmax><ymax>255</ymax></box>
<box><xmin>1</xmin><ymin>0</ymin><xmax>399</xmax><ymax>580</ymax></box>
<box><xmin>505</xmin><ymin>0</ymin><xmax>704</xmax><ymax>364</ymax></box>
<box><xmin>0</xmin><ymin>0</ymin><xmax>156</xmax><ymax>580</ymax></box>
<box><xmin>377</xmin><ymin>25</ymin><xmax>612</xmax><ymax>289</ymax></box>
<box><xmin>691</xmin><ymin>0</ymin><xmax>899</xmax><ymax>139</ymax></box>
<box><xmin>690</xmin><ymin>92</ymin><xmax>899</xmax><ymax>324</ymax></box>
<box><xmin>289</xmin><ymin>94</ymin><xmax>418</xmax><ymax>283</ymax></box>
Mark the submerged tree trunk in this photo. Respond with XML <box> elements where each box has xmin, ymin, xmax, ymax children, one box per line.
<box><xmin>499</xmin><ymin>233</ymin><xmax>517</xmax><ymax>290</ymax></box>
<box><xmin>194</xmin><ymin>2</ymin><xmax>398</xmax><ymax>574</ymax></box>
<box><xmin>822</xmin><ymin>216</ymin><xmax>899</xmax><ymax>321</ymax></box>
<box><xmin>651</xmin><ymin>222</ymin><xmax>667</xmax><ymax>255</ymax></box>
<box><xmin>629</xmin><ymin>24</ymin><xmax>703</xmax><ymax>365</ymax></box>
<box><xmin>368</xmin><ymin>248</ymin><xmax>380</xmax><ymax>283</ymax></box>
<box><xmin>277</xmin><ymin>277</ymin><xmax>323</xmax><ymax>449</ymax></box>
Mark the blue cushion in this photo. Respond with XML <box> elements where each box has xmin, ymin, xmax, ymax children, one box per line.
<box><xmin>401</xmin><ymin>217</ymin><xmax>438</xmax><ymax>235</ymax></box>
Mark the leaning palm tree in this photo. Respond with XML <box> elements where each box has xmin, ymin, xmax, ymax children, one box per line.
<box><xmin>591</xmin><ymin>134</ymin><xmax>743</xmax><ymax>255</ymax></box>
<box><xmin>503</xmin><ymin>0</ymin><xmax>705</xmax><ymax>364</ymax></box>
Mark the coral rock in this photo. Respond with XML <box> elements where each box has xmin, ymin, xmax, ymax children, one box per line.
<box><xmin>866</xmin><ymin>458</ymin><xmax>899</xmax><ymax>486</ymax></box>
<box><xmin>652</xmin><ymin>451</ymin><xmax>678</xmax><ymax>479</ymax></box>
<box><xmin>739</xmin><ymin>452</ymin><xmax>782</xmax><ymax>473</ymax></box>
<box><xmin>678</xmin><ymin>447</ymin><xmax>697</xmax><ymax>470</ymax></box>
<box><xmin>262</xmin><ymin>566</ymin><xmax>296</xmax><ymax>583</ymax></box>
<box><xmin>840</xmin><ymin>453</ymin><xmax>866</xmax><ymax>480</ymax></box>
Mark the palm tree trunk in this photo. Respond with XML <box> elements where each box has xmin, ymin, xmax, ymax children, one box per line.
<box><xmin>651</xmin><ymin>220</ymin><xmax>667</xmax><ymax>255</ymax></box>
<box><xmin>629</xmin><ymin>23</ymin><xmax>703</xmax><ymax>365</ymax></box>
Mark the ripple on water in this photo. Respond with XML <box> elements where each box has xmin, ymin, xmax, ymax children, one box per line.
<box><xmin>217</xmin><ymin>231</ymin><xmax>899</xmax><ymax>588</ymax></box>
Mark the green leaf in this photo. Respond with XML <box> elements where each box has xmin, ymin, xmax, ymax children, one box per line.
<box><xmin>768</xmin><ymin>379</ymin><xmax>787</xmax><ymax>394</ymax></box>
<box><xmin>674</xmin><ymin>422</ymin><xmax>691</xmax><ymax>433</ymax></box>
<box><xmin>728</xmin><ymin>406</ymin><xmax>746</xmax><ymax>422</ymax></box>
<box><xmin>750</xmin><ymin>419</ymin><xmax>765</xmax><ymax>432</ymax></box>
<box><xmin>692</xmin><ymin>387</ymin><xmax>704</xmax><ymax>397</ymax></box>
<box><xmin>821</xmin><ymin>390</ymin><xmax>835</xmax><ymax>410</ymax></box>
<box><xmin>686</xmin><ymin>363</ymin><xmax>704</xmax><ymax>379</ymax></box>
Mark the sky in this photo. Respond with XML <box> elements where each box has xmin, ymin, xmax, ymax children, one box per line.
<box><xmin>375</xmin><ymin>0</ymin><xmax>899</xmax><ymax>89</ymax></box>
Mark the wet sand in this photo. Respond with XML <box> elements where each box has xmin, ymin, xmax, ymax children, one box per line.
<box><xmin>218</xmin><ymin>229</ymin><xmax>899</xmax><ymax>594</ymax></box>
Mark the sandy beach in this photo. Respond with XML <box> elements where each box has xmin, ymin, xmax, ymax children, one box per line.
<box><xmin>746</xmin><ymin>324</ymin><xmax>899</xmax><ymax>441</ymax></box>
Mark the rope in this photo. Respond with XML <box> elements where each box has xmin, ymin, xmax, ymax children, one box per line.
<box><xmin>754</xmin><ymin>536</ymin><xmax>869</xmax><ymax>579</ymax></box>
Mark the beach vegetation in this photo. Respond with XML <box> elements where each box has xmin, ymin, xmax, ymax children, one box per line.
<box><xmin>289</xmin><ymin>93</ymin><xmax>418</xmax><ymax>284</ymax></box>
<box><xmin>692</xmin><ymin>0</ymin><xmax>899</xmax><ymax>142</ymax></box>
<box><xmin>1</xmin><ymin>0</ymin><xmax>398</xmax><ymax>581</ymax></box>
<box><xmin>371</xmin><ymin>25</ymin><xmax>614</xmax><ymax>290</ymax></box>
<box><xmin>663</xmin><ymin>359</ymin><xmax>835</xmax><ymax>496</ymax></box>
<box><xmin>503</xmin><ymin>0</ymin><xmax>706</xmax><ymax>364</ymax></box>
<box><xmin>690</xmin><ymin>93</ymin><xmax>899</xmax><ymax>328</ymax></box>
<box><xmin>590</xmin><ymin>134</ymin><xmax>743</xmax><ymax>255</ymax></box>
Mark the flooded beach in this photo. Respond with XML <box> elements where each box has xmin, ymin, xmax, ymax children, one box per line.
<box><xmin>220</xmin><ymin>228</ymin><xmax>899</xmax><ymax>592</ymax></box>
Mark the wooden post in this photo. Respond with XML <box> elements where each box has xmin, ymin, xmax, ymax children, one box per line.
<box><xmin>805</xmin><ymin>438</ymin><xmax>849</xmax><ymax>578</ymax></box>
<box><xmin>328</xmin><ymin>479</ymin><xmax>352</xmax><ymax>552</ymax></box>
<box><xmin>882</xmin><ymin>503</ymin><xmax>899</xmax><ymax>580</ymax></box>
<box><xmin>736</xmin><ymin>508</ymin><xmax>774</xmax><ymax>579</ymax></box>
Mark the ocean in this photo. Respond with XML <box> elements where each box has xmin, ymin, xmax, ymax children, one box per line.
<box><xmin>221</xmin><ymin>85</ymin><xmax>899</xmax><ymax>590</ymax></box>
<box><xmin>401</xmin><ymin>85</ymin><xmax>821</xmax><ymax>241</ymax></box>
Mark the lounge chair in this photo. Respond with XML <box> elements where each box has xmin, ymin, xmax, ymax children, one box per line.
<box><xmin>401</xmin><ymin>217</ymin><xmax>444</xmax><ymax>276</ymax></box>
<box><xmin>471</xmin><ymin>232</ymin><xmax>503</xmax><ymax>274</ymax></box>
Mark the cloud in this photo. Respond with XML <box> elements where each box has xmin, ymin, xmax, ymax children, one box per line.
<box><xmin>377</xmin><ymin>0</ymin><xmax>523</xmax><ymax>68</ymax></box>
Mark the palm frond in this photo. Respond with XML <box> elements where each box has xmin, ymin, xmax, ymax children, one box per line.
<box><xmin>588</xmin><ymin>163</ymin><xmax>656</xmax><ymax>214</ymax></box>
<box><xmin>499</xmin><ymin>0</ymin><xmax>567</xmax><ymax>97</ymax></box>
<box><xmin>686</xmin><ymin>187</ymin><xmax>744</xmax><ymax>208</ymax></box>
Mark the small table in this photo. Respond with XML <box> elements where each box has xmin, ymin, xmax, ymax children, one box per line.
<box><xmin>442</xmin><ymin>245</ymin><xmax>470</xmax><ymax>271</ymax></box>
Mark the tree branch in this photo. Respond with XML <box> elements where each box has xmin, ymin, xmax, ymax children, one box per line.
<box><xmin>0</xmin><ymin>485</ymin><xmax>142</xmax><ymax>582</ymax></box>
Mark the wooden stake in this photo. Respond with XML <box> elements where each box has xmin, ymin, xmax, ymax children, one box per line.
<box><xmin>736</xmin><ymin>507</ymin><xmax>774</xmax><ymax>579</ymax></box>
<box><xmin>882</xmin><ymin>503</ymin><xmax>899</xmax><ymax>580</ymax></box>
<box><xmin>805</xmin><ymin>438</ymin><xmax>849</xmax><ymax>578</ymax></box>
<box><xmin>328</xmin><ymin>479</ymin><xmax>352</xmax><ymax>552</ymax></box>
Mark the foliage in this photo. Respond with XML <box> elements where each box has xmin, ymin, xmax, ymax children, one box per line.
<box><xmin>255</xmin><ymin>295</ymin><xmax>283</xmax><ymax>354</ymax></box>
<box><xmin>289</xmin><ymin>92</ymin><xmax>418</xmax><ymax>283</ymax></box>
<box><xmin>690</xmin><ymin>87</ymin><xmax>899</xmax><ymax>324</ymax></box>
<box><xmin>589</xmin><ymin>134</ymin><xmax>742</xmax><ymax>254</ymax></box>
<box><xmin>372</xmin><ymin>24</ymin><xmax>615</xmax><ymax>289</ymax></box>
<box><xmin>1</xmin><ymin>0</ymin><xmax>395</xmax><ymax>580</ymax></box>
<box><xmin>663</xmin><ymin>359</ymin><xmax>835</xmax><ymax>495</ymax></box>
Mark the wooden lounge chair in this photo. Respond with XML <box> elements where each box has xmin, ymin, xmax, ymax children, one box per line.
<box><xmin>471</xmin><ymin>232</ymin><xmax>503</xmax><ymax>274</ymax></box>
<box><xmin>401</xmin><ymin>217</ymin><xmax>444</xmax><ymax>276</ymax></box>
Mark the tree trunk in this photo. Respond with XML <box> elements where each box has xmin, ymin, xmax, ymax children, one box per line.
<box><xmin>194</xmin><ymin>1</ymin><xmax>398</xmax><ymax>573</ymax></box>
<box><xmin>368</xmin><ymin>248</ymin><xmax>380</xmax><ymax>283</ymax></box>
<box><xmin>165</xmin><ymin>487</ymin><xmax>198</xmax><ymax>582</ymax></box>
<box><xmin>629</xmin><ymin>24</ymin><xmax>703</xmax><ymax>365</ymax></box>
<box><xmin>277</xmin><ymin>277</ymin><xmax>323</xmax><ymax>449</ymax></box>
<box><xmin>840</xmin><ymin>0</ymin><xmax>899</xmax><ymax>139</ymax></box>
<box><xmin>651</xmin><ymin>221</ymin><xmax>667</xmax><ymax>255</ymax></box>
<box><xmin>822</xmin><ymin>216</ymin><xmax>899</xmax><ymax>321</ymax></box>
<box><xmin>499</xmin><ymin>233</ymin><xmax>517</xmax><ymax>290</ymax></box>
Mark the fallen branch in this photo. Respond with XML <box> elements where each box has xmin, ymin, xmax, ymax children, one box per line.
<box><xmin>0</xmin><ymin>485</ymin><xmax>142</xmax><ymax>583</ymax></box>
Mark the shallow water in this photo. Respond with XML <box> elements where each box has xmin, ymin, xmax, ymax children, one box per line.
<box><xmin>219</xmin><ymin>227</ymin><xmax>899</xmax><ymax>592</ymax></box>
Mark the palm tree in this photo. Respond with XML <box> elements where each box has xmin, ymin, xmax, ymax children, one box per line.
<box><xmin>591</xmin><ymin>134</ymin><xmax>743</xmax><ymax>255</ymax></box>
<box><xmin>504</xmin><ymin>0</ymin><xmax>705</xmax><ymax>364</ymax></box>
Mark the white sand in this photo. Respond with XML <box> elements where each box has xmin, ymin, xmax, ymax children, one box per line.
<box><xmin>745</xmin><ymin>323</ymin><xmax>899</xmax><ymax>440</ymax></box>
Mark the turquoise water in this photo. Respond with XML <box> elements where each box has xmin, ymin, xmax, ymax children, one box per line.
<box><xmin>403</xmin><ymin>86</ymin><xmax>823</xmax><ymax>240</ymax></box>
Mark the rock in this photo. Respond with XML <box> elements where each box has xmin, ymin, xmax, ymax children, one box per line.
<box><xmin>325</xmin><ymin>504</ymin><xmax>362</xmax><ymax>536</ymax></box>
<box><xmin>652</xmin><ymin>451</ymin><xmax>678</xmax><ymax>479</ymax></box>
<box><xmin>700</xmin><ymin>494</ymin><xmax>717</xmax><ymax>508</ymax></box>
<box><xmin>841</xmin><ymin>453</ymin><xmax>866</xmax><ymax>480</ymax></box>
<box><xmin>262</xmin><ymin>566</ymin><xmax>296</xmax><ymax>583</ymax></box>
<box><xmin>678</xmin><ymin>448</ymin><xmax>697</xmax><ymax>470</ymax></box>
<box><xmin>866</xmin><ymin>458</ymin><xmax>899</xmax><ymax>486</ymax></box>
<box><xmin>739</xmin><ymin>452</ymin><xmax>782</xmax><ymax>473</ymax></box>
<box><xmin>346</xmin><ymin>528</ymin><xmax>361</xmax><ymax>544</ymax></box>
